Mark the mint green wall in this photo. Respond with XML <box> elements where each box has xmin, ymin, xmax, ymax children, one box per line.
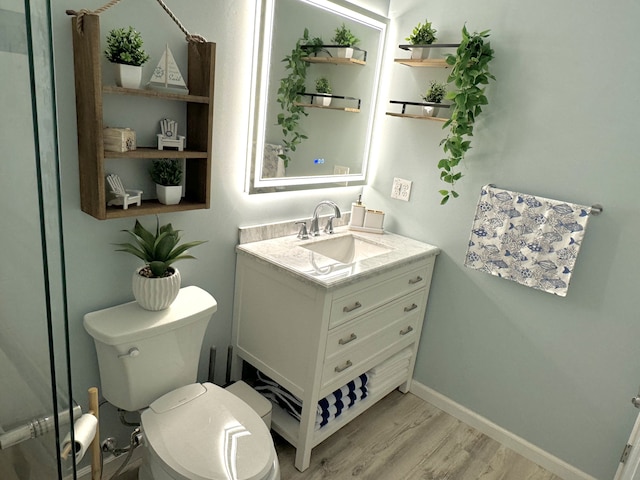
<box><xmin>48</xmin><ymin>0</ymin><xmax>637</xmax><ymax>477</ymax></box>
<box><xmin>51</xmin><ymin>0</ymin><xmax>366</xmax><ymax>458</ymax></box>
<box><xmin>363</xmin><ymin>0</ymin><xmax>640</xmax><ymax>478</ymax></box>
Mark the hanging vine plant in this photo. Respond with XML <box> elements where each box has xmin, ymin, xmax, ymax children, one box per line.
<box><xmin>438</xmin><ymin>25</ymin><xmax>495</xmax><ymax>204</ymax></box>
<box><xmin>276</xmin><ymin>29</ymin><xmax>317</xmax><ymax>168</ymax></box>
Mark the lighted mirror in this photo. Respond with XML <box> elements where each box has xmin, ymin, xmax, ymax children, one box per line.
<box><xmin>247</xmin><ymin>0</ymin><xmax>387</xmax><ymax>193</ymax></box>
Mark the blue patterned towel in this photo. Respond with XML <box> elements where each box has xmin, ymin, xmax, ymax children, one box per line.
<box><xmin>464</xmin><ymin>185</ymin><xmax>592</xmax><ymax>297</ymax></box>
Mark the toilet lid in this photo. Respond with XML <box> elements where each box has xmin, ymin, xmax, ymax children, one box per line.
<box><xmin>141</xmin><ymin>383</ymin><xmax>275</xmax><ymax>480</ymax></box>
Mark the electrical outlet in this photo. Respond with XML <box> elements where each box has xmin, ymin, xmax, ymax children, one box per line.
<box><xmin>391</xmin><ymin>177</ymin><xmax>412</xmax><ymax>201</ymax></box>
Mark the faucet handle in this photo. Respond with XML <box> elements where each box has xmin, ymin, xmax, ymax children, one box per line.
<box><xmin>323</xmin><ymin>216</ymin><xmax>336</xmax><ymax>234</ymax></box>
<box><xmin>295</xmin><ymin>221</ymin><xmax>309</xmax><ymax>240</ymax></box>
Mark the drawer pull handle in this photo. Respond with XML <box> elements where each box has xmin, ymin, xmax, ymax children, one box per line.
<box><xmin>408</xmin><ymin>276</ymin><xmax>423</xmax><ymax>285</ymax></box>
<box><xmin>399</xmin><ymin>326</ymin><xmax>414</xmax><ymax>336</ymax></box>
<box><xmin>404</xmin><ymin>303</ymin><xmax>418</xmax><ymax>313</ymax></box>
<box><xmin>343</xmin><ymin>301</ymin><xmax>362</xmax><ymax>313</ymax></box>
<box><xmin>338</xmin><ymin>333</ymin><xmax>358</xmax><ymax>345</ymax></box>
<box><xmin>335</xmin><ymin>360</ymin><xmax>353</xmax><ymax>373</ymax></box>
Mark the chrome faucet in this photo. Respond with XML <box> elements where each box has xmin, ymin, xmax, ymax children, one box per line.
<box><xmin>309</xmin><ymin>200</ymin><xmax>342</xmax><ymax>236</ymax></box>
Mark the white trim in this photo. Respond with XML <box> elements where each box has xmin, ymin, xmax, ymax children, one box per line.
<box><xmin>410</xmin><ymin>381</ymin><xmax>597</xmax><ymax>480</ymax></box>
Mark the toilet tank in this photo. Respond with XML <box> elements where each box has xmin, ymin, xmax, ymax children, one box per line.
<box><xmin>84</xmin><ymin>286</ymin><xmax>217</xmax><ymax>411</ymax></box>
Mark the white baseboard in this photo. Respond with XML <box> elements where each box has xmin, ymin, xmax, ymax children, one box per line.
<box><xmin>409</xmin><ymin>381</ymin><xmax>597</xmax><ymax>480</ymax></box>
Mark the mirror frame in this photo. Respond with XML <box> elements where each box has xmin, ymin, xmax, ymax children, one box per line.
<box><xmin>246</xmin><ymin>0</ymin><xmax>388</xmax><ymax>193</ymax></box>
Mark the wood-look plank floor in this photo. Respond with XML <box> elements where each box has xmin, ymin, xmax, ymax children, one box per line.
<box><xmin>113</xmin><ymin>390</ymin><xmax>563</xmax><ymax>480</ymax></box>
<box><xmin>274</xmin><ymin>390</ymin><xmax>564</xmax><ymax>480</ymax></box>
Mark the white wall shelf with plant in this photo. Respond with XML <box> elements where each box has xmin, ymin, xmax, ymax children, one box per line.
<box><xmin>68</xmin><ymin>13</ymin><xmax>216</xmax><ymax>220</ymax></box>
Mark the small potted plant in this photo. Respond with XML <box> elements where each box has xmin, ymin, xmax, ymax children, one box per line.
<box><xmin>421</xmin><ymin>80</ymin><xmax>447</xmax><ymax>117</ymax></box>
<box><xmin>331</xmin><ymin>23</ymin><xmax>359</xmax><ymax>58</ymax></box>
<box><xmin>115</xmin><ymin>217</ymin><xmax>206</xmax><ymax>310</ymax></box>
<box><xmin>314</xmin><ymin>77</ymin><xmax>332</xmax><ymax>106</ymax></box>
<box><xmin>104</xmin><ymin>26</ymin><xmax>150</xmax><ymax>89</ymax></box>
<box><xmin>150</xmin><ymin>158</ymin><xmax>182</xmax><ymax>205</ymax></box>
<box><xmin>406</xmin><ymin>19</ymin><xmax>437</xmax><ymax>59</ymax></box>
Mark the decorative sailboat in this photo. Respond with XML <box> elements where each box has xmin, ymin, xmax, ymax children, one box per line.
<box><xmin>147</xmin><ymin>45</ymin><xmax>189</xmax><ymax>94</ymax></box>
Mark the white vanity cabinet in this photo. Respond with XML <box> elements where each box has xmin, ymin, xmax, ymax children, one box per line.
<box><xmin>231</xmin><ymin>229</ymin><xmax>438</xmax><ymax>471</ymax></box>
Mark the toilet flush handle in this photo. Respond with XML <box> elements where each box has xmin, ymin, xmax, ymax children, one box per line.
<box><xmin>118</xmin><ymin>347</ymin><xmax>140</xmax><ymax>359</ymax></box>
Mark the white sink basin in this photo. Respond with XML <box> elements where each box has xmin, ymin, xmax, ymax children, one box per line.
<box><xmin>301</xmin><ymin>234</ymin><xmax>393</xmax><ymax>264</ymax></box>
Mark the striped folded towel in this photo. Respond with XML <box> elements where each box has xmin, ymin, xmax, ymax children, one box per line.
<box><xmin>255</xmin><ymin>371</ymin><xmax>369</xmax><ymax>429</ymax></box>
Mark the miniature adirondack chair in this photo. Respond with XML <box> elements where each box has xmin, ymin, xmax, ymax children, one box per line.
<box><xmin>157</xmin><ymin>118</ymin><xmax>185</xmax><ymax>151</ymax></box>
<box><xmin>106</xmin><ymin>174</ymin><xmax>142</xmax><ymax>210</ymax></box>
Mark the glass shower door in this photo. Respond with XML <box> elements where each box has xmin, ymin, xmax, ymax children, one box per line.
<box><xmin>0</xmin><ymin>1</ymin><xmax>76</xmax><ymax>478</ymax></box>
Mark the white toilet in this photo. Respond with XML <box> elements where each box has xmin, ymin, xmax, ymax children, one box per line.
<box><xmin>83</xmin><ymin>286</ymin><xmax>280</xmax><ymax>480</ymax></box>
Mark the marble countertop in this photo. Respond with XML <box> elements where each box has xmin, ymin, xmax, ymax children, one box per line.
<box><xmin>236</xmin><ymin>226</ymin><xmax>440</xmax><ymax>289</ymax></box>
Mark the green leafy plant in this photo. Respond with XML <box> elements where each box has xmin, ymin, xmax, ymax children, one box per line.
<box><xmin>331</xmin><ymin>23</ymin><xmax>359</xmax><ymax>47</ymax></box>
<box><xmin>115</xmin><ymin>217</ymin><xmax>206</xmax><ymax>278</ymax></box>
<box><xmin>315</xmin><ymin>77</ymin><xmax>332</xmax><ymax>94</ymax></box>
<box><xmin>406</xmin><ymin>20</ymin><xmax>437</xmax><ymax>45</ymax></box>
<box><xmin>277</xmin><ymin>28</ymin><xmax>314</xmax><ymax>168</ymax></box>
<box><xmin>438</xmin><ymin>25</ymin><xmax>495</xmax><ymax>205</ymax></box>
<box><xmin>104</xmin><ymin>27</ymin><xmax>150</xmax><ymax>66</ymax></box>
<box><xmin>308</xmin><ymin>36</ymin><xmax>326</xmax><ymax>56</ymax></box>
<box><xmin>150</xmin><ymin>159</ymin><xmax>183</xmax><ymax>186</ymax></box>
<box><xmin>422</xmin><ymin>80</ymin><xmax>447</xmax><ymax>103</ymax></box>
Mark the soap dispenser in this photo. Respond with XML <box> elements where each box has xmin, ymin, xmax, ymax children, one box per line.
<box><xmin>350</xmin><ymin>195</ymin><xmax>366</xmax><ymax>227</ymax></box>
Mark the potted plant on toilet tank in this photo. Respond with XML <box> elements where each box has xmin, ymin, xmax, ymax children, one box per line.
<box><xmin>104</xmin><ymin>26</ymin><xmax>150</xmax><ymax>89</ymax></box>
<box><xmin>115</xmin><ymin>217</ymin><xmax>206</xmax><ymax>310</ymax></box>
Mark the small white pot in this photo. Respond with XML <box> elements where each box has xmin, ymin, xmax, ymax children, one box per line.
<box><xmin>336</xmin><ymin>47</ymin><xmax>354</xmax><ymax>59</ymax></box>
<box><xmin>156</xmin><ymin>184</ymin><xmax>182</xmax><ymax>205</ymax></box>
<box><xmin>132</xmin><ymin>267</ymin><xmax>181</xmax><ymax>311</ymax></box>
<box><xmin>423</xmin><ymin>106</ymin><xmax>440</xmax><ymax>117</ymax></box>
<box><xmin>314</xmin><ymin>95</ymin><xmax>332</xmax><ymax>107</ymax></box>
<box><xmin>115</xmin><ymin>64</ymin><xmax>142</xmax><ymax>89</ymax></box>
<box><xmin>411</xmin><ymin>47</ymin><xmax>431</xmax><ymax>60</ymax></box>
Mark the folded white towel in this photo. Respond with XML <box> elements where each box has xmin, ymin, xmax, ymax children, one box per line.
<box><xmin>368</xmin><ymin>348</ymin><xmax>412</xmax><ymax>375</ymax></box>
<box><xmin>368</xmin><ymin>368</ymin><xmax>409</xmax><ymax>397</ymax></box>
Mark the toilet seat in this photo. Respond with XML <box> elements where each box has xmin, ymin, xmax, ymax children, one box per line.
<box><xmin>141</xmin><ymin>382</ymin><xmax>276</xmax><ymax>480</ymax></box>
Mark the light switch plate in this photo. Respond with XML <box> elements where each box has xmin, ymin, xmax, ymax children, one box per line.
<box><xmin>391</xmin><ymin>177</ymin><xmax>412</xmax><ymax>201</ymax></box>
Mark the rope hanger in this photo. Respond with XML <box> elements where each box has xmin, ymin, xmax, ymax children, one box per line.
<box><xmin>66</xmin><ymin>0</ymin><xmax>207</xmax><ymax>43</ymax></box>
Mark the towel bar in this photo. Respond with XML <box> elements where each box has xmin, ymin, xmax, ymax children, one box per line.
<box><xmin>486</xmin><ymin>184</ymin><xmax>603</xmax><ymax>216</ymax></box>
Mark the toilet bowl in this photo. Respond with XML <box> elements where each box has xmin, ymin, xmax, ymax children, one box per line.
<box><xmin>138</xmin><ymin>383</ymin><xmax>279</xmax><ymax>480</ymax></box>
<box><xmin>83</xmin><ymin>286</ymin><xmax>280</xmax><ymax>480</ymax></box>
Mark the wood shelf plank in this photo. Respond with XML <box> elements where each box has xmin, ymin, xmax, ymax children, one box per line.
<box><xmin>394</xmin><ymin>58</ymin><xmax>449</xmax><ymax>68</ymax></box>
<box><xmin>295</xmin><ymin>103</ymin><xmax>360</xmax><ymax>113</ymax></box>
<box><xmin>105</xmin><ymin>199</ymin><xmax>208</xmax><ymax>219</ymax></box>
<box><xmin>104</xmin><ymin>147</ymin><xmax>208</xmax><ymax>159</ymax></box>
<box><xmin>102</xmin><ymin>85</ymin><xmax>209</xmax><ymax>104</ymax></box>
<box><xmin>302</xmin><ymin>56</ymin><xmax>365</xmax><ymax>66</ymax></box>
<box><xmin>386</xmin><ymin>112</ymin><xmax>448</xmax><ymax>122</ymax></box>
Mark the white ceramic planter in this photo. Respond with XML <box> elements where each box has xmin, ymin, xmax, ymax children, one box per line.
<box><xmin>423</xmin><ymin>106</ymin><xmax>440</xmax><ymax>117</ymax></box>
<box><xmin>313</xmin><ymin>96</ymin><xmax>332</xmax><ymax>107</ymax></box>
<box><xmin>115</xmin><ymin>64</ymin><xmax>142</xmax><ymax>89</ymax></box>
<box><xmin>132</xmin><ymin>267</ymin><xmax>181</xmax><ymax>311</ymax></box>
<box><xmin>336</xmin><ymin>47</ymin><xmax>354</xmax><ymax>59</ymax></box>
<box><xmin>411</xmin><ymin>47</ymin><xmax>431</xmax><ymax>60</ymax></box>
<box><xmin>156</xmin><ymin>184</ymin><xmax>182</xmax><ymax>205</ymax></box>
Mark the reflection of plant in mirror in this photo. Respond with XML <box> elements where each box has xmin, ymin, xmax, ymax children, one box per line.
<box><xmin>331</xmin><ymin>23</ymin><xmax>359</xmax><ymax>47</ymax></box>
<box><xmin>406</xmin><ymin>20</ymin><xmax>437</xmax><ymax>45</ymax></box>
<box><xmin>422</xmin><ymin>80</ymin><xmax>446</xmax><ymax>104</ymax></box>
<box><xmin>277</xmin><ymin>28</ymin><xmax>313</xmax><ymax>168</ymax></box>
<box><xmin>315</xmin><ymin>77</ymin><xmax>332</xmax><ymax>94</ymax></box>
<box><xmin>308</xmin><ymin>36</ymin><xmax>326</xmax><ymax>56</ymax></box>
<box><xmin>438</xmin><ymin>25</ymin><xmax>495</xmax><ymax>205</ymax></box>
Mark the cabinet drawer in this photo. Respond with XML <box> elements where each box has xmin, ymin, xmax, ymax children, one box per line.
<box><xmin>325</xmin><ymin>290</ymin><xmax>426</xmax><ymax>361</ymax></box>
<box><xmin>329</xmin><ymin>258</ymin><xmax>433</xmax><ymax>329</ymax></box>
<box><xmin>321</xmin><ymin>308</ymin><xmax>421</xmax><ymax>391</ymax></box>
